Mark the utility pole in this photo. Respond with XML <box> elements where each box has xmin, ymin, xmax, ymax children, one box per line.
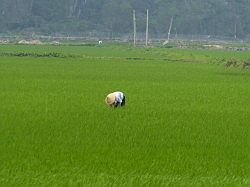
<box><xmin>167</xmin><ymin>16</ymin><xmax>173</xmax><ymax>42</ymax></box>
<box><xmin>133</xmin><ymin>10</ymin><xmax>137</xmax><ymax>47</ymax></box>
<box><xmin>163</xmin><ymin>16</ymin><xmax>173</xmax><ymax>45</ymax></box>
<box><xmin>234</xmin><ymin>22</ymin><xmax>237</xmax><ymax>39</ymax></box>
<box><xmin>145</xmin><ymin>9</ymin><xmax>149</xmax><ymax>46</ymax></box>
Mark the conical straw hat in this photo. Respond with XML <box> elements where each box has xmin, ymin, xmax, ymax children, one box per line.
<box><xmin>105</xmin><ymin>93</ymin><xmax>116</xmax><ymax>105</ymax></box>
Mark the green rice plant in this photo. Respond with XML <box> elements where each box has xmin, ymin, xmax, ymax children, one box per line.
<box><xmin>0</xmin><ymin>44</ymin><xmax>250</xmax><ymax>186</ymax></box>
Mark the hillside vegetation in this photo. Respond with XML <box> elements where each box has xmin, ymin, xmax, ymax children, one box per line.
<box><xmin>1</xmin><ymin>0</ymin><xmax>250</xmax><ymax>39</ymax></box>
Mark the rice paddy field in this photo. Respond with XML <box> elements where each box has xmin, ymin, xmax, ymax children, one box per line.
<box><xmin>0</xmin><ymin>43</ymin><xmax>250</xmax><ymax>186</ymax></box>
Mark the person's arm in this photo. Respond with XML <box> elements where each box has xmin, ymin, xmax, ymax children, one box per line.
<box><xmin>113</xmin><ymin>92</ymin><xmax>123</xmax><ymax>107</ymax></box>
<box><xmin>116</xmin><ymin>92</ymin><xmax>123</xmax><ymax>103</ymax></box>
<box><xmin>114</xmin><ymin>103</ymin><xmax>119</xmax><ymax>108</ymax></box>
<box><xmin>116</xmin><ymin>97</ymin><xmax>122</xmax><ymax>104</ymax></box>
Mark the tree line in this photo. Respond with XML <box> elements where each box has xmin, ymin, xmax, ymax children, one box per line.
<box><xmin>0</xmin><ymin>0</ymin><xmax>250</xmax><ymax>39</ymax></box>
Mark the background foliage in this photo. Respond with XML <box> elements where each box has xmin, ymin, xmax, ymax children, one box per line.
<box><xmin>0</xmin><ymin>0</ymin><xmax>250</xmax><ymax>38</ymax></box>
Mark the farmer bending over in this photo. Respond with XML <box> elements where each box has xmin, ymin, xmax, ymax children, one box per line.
<box><xmin>105</xmin><ymin>91</ymin><xmax>125</xmax><ymax>108</ymax></box>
